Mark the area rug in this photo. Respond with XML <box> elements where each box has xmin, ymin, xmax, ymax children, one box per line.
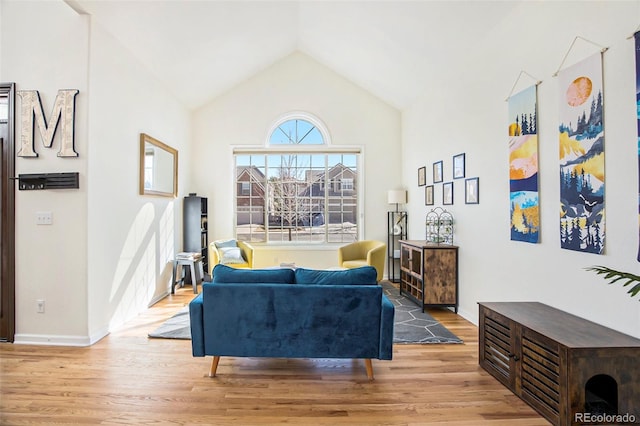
<box><xmin>381</xmin><ymin>281</ymin><xmax>463</xmax><ymax>344</ymax></box>
<box><xmin>148</xmin><ymin>282</ymin><xmax>463</xmax><ymax>344</ymax></box>
<box><xmin>148</xmin><ymin>306</ymin><xmax>191</xmax><ymax>340</ymax></box>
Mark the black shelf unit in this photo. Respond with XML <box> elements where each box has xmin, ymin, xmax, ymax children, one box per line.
<box><xmin>183</xmin><ymin>194</ymin><xmax>208</xmax><ymax>276</ymax></box>
<box><xmin>387</xmin><ymin>211</ymin><xmax>407</xmax><ymax>283</ymax></box>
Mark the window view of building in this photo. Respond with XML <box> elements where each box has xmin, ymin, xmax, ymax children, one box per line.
<box><xmin>234</xmin><ymin>117</ymin><xmax>359</xmax><ymax>243</ymax></box>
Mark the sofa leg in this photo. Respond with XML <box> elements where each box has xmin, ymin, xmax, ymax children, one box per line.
<box><xmin>209</xmin><ymin>356</ymin><xmax>220</xmax><ymax>377</ymax></box>
<box><xmin>364</xmin><ymin>359</ymin><xmax>374</xmax><ymax>381</ymax></box>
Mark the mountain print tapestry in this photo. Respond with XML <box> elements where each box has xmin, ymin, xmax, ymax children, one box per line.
<box><xmin>635</xmin><ymin>32</ymin><xmax>640</xmax><ymax>262</ymax></box>
<box><xmin>558</xmin><ymin>53</ymin><xmax>605</xmax><ymax>254</ymax></box>
<box><xmin>509</xmin><ymin>84</ymin><xmax>540</xmax><ymax>243</ymax></box>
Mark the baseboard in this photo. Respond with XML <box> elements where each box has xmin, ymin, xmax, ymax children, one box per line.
<box><xmin>14</xmin><ymin>333</ymin><xmax>95</xmax><ymax>347</ymax></box>
<box><xmin>148</xmin><ymin>291</ymin><xmax>169</xmax><ymax>308</ymax></box>
<box><xmin>89</xmin><ymin>326</ymin><xmax>110</xmax><ymax>345</ymax></box>
<box><xmin>14</xmin><ymin>326</ymin><xmax>110</xmax><ymax>347</ymax></box>
<box><xmin>456</xmin><ymin>307</ymin><xmax>478</xmax><ymax>327</ymax></box>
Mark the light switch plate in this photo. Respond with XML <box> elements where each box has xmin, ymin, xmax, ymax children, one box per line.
<box><xmin>35</xmin><ymin>211</ymin><xmax>53</xmax><ymax>225</ymax></box>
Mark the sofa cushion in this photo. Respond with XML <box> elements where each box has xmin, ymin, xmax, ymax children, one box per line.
<box><xmin>212</xmin><ymin>264</ymin><xmax>294</xmax><ymax>284</ymax></box>
<box><xmin>294</xmin><ymin>266</ymin><xmax>377</xmax><ymax>285</ymax></box>
<box><xmin>218</xmin><ymin>247</ymin><xmax>246</xmax><ymax>264</ymax></box>
<box><xmin>341</xmin><ymin>260</ymin><xmax>368</xmax><ymax>269</ymax></box>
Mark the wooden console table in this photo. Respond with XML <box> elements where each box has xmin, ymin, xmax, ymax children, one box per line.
<box><xmin>479</xmin><ymin>302</ymin><xmax>640</xmax><ymax>426</ymax></box>
<box><xmin>399</xmin><ymin>240</ymin><xmax>458</xmax><ymax>312</ymax></box>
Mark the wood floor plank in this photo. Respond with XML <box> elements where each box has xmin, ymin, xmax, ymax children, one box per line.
<box><xmin>0</xmin><ymin>285</ymin><xmax>549</xmax><ymax>425</ymax></box>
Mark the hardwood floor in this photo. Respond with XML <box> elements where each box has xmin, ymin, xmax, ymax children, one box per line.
<box><xmin>0</xmin><ymin>285</ymin><xmax>549</xmax><ymax>425</ymax></box>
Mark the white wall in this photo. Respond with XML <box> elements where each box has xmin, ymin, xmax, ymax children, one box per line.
<box><xmin>403</xmin><ymin>1</ymin><xmax>640</xmax><ymax>338</ymax></box>
<box><xmin>86</xmin><ymin>22</ymin><xmax>192</xmax><ymax>338</ymax></box>
<box><xmin>2</xmin><ymin>0</ymin><xmax>90</xmax><ymax>344</ymax></box>
<box><xmin>192</xmin><ymin>52</ymin><xmax>401</xmax><ymax>268</ymax></box>
<box><xmin>0</xmin><ymin>0</ymin><xmax>192</xmax><ymax>345</ymax></box>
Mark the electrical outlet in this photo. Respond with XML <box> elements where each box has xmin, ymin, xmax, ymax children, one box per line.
<box><xmin>35</xmin><ymin>211</ymin><xmax>53</xmax><ymax>225</ymax></box>
<box><xmin>36</xmin><ymin>299</ymin><xmax>45</xmax><ymax>313</ymax></box>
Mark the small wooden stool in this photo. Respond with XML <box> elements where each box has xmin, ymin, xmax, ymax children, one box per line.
<box><xmin>172</xmin><ymin>256</ymin><xmax>204</xmax><ymax>294</ymax></box>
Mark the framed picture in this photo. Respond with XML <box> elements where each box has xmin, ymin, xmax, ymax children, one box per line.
<box><xmin>443</xmin><ymin>182</ymin><xmax>453</xmax><ymax>205</ymax></box>
<box><xmin>465</xmin><ymin>177</ymin><xmax>479</xmax><ymax>204</ymax></box>
<box><xmin>418</xmin><ymin>166</ymin><xmax>426</xmax><ymax>186</ymax></box>
<box><xmin>453</xmin><ymin>153</ymin><xmax>465</xmax><ymax>179</ymax></box>
<box><xmin>433</xmin><ymin>160</ymin><xmax>443</xmax><ymax>183</ymax></box>
<box><xmin>425</xmin><ymin>185</ymin><xmax>434</xmax><ymax>205</ymax></box>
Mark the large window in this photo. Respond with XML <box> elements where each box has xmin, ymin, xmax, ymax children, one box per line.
<box><xmin>234</xmin><ymin>116</ymin><xmax>360</xmax><ymax>244</ymax></box>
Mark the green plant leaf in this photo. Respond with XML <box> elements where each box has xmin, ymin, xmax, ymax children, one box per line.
<box><xmin>585</xmin><ymin>266</ymin><xmax>640</xmax><ymax>300</ymax></box>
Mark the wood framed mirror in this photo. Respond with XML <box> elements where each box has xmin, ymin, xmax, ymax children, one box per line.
<box><xmin>139</xmin><ymin>133</ymin><xmax>178</xmax><ymax>197</ymax></box>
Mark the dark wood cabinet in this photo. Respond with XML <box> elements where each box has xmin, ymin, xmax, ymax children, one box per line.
<box><xmin>183</xmin><ymin>195</ymin><xmax>208</xmax><ymax>275</ymax></box>
<box><xmin>399</xmin><ymin>240</ymin><xmax>458</xmax><ymax>312</ymax></box>
<box><xmin>479</xmin><ymin>302</ymin><xmax>640</xmax><ymax>426</ymax></box>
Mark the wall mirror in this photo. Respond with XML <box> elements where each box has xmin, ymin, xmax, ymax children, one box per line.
<box><xmin>139</xmin><ymin>133</ymin><xmax>178</xmax><ymax>197</ymax></box>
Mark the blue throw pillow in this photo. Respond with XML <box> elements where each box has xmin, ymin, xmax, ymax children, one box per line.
<box><xmin>212</xmin><ymin>264</ymin><xmax>294</xmax><ymax>284</ymax></box>
<box><xmin>294</xmin><ymin>266</ymin><xmax>377</xmax><ymax>285</ymax></box>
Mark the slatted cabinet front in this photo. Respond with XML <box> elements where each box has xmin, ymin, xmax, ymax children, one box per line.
<box><xmin>479</xmin><ymin>303</ymin><xmax>566</xmax><ymax>425</ymax></box>
<box><xmin>520</xmin><ymin>327</ymin><xmax>565</xmax><ymax>425</ymax></box>
<box><xmin>479</xmin><ymin>306</ymin><xmax>517</xmax><ymax>390</ymax></box>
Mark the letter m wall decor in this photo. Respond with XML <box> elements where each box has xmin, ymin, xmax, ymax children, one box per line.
<box><xmin>558</xmin><ymin>53</ymin><xmax>605</xmax><ymax>254</ymax></box>
<box><xmin>17</xmin><ymin>89</ymin><xmax>79</xmax><ymax>158</ymax></box>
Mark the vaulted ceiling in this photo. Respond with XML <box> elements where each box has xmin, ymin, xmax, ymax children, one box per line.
<box><xmin>68</xmin><ymin>1</ymin><xmax>521</xmax><ymax>111</ymax></box>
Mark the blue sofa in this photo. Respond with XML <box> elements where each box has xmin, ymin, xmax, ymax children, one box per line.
<box><xmin>189</xmin><ymin>264</ymin><xmax>394</xmax><ymax>380</ymax></box>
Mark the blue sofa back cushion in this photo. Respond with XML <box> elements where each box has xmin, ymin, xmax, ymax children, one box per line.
<box><xmin>202</xmin><ymin>283</ymin><xmax>384</xmax><ymax>359</ymax></box>
<box><xmin>212</xmin><ymin>264</ymin><xmax>294</xmax><ymax>284</ymax></box>
<box><xmin>294</xmin><ymin>266</ymin><xmax>377</xmax><ymax>285</ymax></box>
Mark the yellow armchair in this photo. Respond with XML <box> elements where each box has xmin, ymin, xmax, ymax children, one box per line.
<box><xmin>338</xmin><ymin>240</ymin><xmax>386</xmax><ymax>282</ymax></box>
<box><xmin>209</xmin><ymin>240</ymin><xmax>254</xmax><ymax>276</ymax></box>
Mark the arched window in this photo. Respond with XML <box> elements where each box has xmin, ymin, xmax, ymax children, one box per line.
<box><xmin>269</xmin><ymin>118</ymin><xmax>324</xmax><ymax>145</ymax></box>
<box><xmin>267</xmin><ymin>113</ymin><xmax>331</xmax><ymax>146</ymax></box>
<box><xmin>234</xmin><ymin>113</ymin><xmax>361</xmax><ymax>244</ymax></box>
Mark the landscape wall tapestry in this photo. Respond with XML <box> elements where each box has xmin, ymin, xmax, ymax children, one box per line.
<box><xmin>558</xmin><ymin>52</ymin><xmax>605</xmax><ymax>254</ymax></box>
<box><xmin>635</xmin><ymin>32</ymin><xmax>640</xmax><ymax>262</ymax></box>
<box><xmin>509</xmin><ymin>84</ymin><xmax>540</xmax><ymax>243</ymax></box>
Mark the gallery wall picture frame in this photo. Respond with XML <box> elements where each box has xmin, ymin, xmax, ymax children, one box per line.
<box><xmin>443</xmin><ymin>182</ymin><xmax>453</xmax><ymax>205</ymax></box>
<box><xmin>418</xmin><ymin>166</ymin><xmax>426</xmax><ymax>186</ymax></box>
<box><xmin>433</xmin><ymin>160</ymin><xmax>443</xmax><ymax>183</ymax></box>
<box><xmin>453</xmin><ymin>153</ymin><xmax>466</xmax><ymax>179</ymax></box>
<box><xmin>465</xmin><ymin>177</ymin><xmax>479</xmax><ymax>204</ymax></box>
<box><xmin>425</xmin><ymin>185</ymin><xmax>434</xmax><ymax>206</ymax></box>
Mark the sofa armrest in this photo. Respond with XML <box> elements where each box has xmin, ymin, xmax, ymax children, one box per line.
<box><xmin>379</xmin><ymin>294</ymin><xmax>395</xmax><ymax>360</ymax></box>
<box><xmin>208</xmin><ymin>243</ymin><xmax>220</xmax><ymax>276</ymax></box>
<box><xmin>189</xmin><ymin>294</ymin><xmax>205</xmax><ymax>357</ymax></box>
<box><xmin>366</xmin><ymin>244</ymin><xmax>387</xmax><ymax>282</ymax></box>
<box><xmin>237</xmin><ymin>241</ymin><xmax>254</xmax><ymax>268</ymax></box>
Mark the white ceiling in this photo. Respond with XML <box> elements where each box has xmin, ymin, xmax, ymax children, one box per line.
<box><xmin>68</xmin><ymin>0</ymin><xmax>521</xmax><ymax>111</ymax></box>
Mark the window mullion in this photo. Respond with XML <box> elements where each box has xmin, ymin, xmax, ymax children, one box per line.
<box><xmin>264</xmin><ymin>155</ymin><xmax>270</xmax><ymax>243</ymax></box>
<box><xmin>324</xmin><ymin>155</ymin><xmax>329</xmax><ymax>242</ymax></box>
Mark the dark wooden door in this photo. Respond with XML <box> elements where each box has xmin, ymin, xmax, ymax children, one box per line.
<box><xmin>0</xmin><ymin>83</ymin><xmax>16</xmax><ymax>342</ymax></box>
